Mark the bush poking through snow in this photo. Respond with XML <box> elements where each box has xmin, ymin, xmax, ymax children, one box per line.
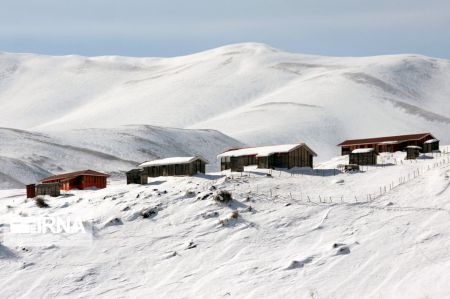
<box><xmin>103</xmin><ymin>217</ymin><xmax>123</xmax><ymax>228</ymax></box>
<box><xmin>141</xmin><ymin>207</ymin><xmax>158</xmax><ymax>219</ymax></box>
<box><xmin>35</xmin><ymin>197</ymin><xmax>49</xmax><ymax>208</ymax></box>
<box><xmin>214</xmin><ymin>190</ymin><xmax>232</xmax><ymax>204</ymax></box>
<box><xmin>185</xmin><ymin>190</ymin><xmax>196</xmax><ymax>198</ymax></box>
<box><xmin>202</xmin><ymin>211</ymin><xmax>219</xmax><ymax>219</ymax></box>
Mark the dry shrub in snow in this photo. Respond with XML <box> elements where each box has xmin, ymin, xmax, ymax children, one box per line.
<box><xmin>141</xmin><ymin>207</ymin><xmax>158</xmax><ymax>219</ymax></box>
<box><xmin>185</xmin><ymin>190</ymin><xmax>196</xmax><ymax>198</ymax></box>
<box><xmin>35</xmin><ymin>197</ymin><xmax>49</xmax><ymax>208</ymax></box>
<box><xmin>214</xmin><ymin>190</ymin><xmax>232</xmax><ymax>204</ymax></box>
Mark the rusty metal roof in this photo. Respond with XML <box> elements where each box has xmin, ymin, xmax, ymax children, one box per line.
<box><xmin>41</xmin><ymin>169</ymin><xmax>109</xmax><ymax>182</ymax></box>
<box><xmin>337</xmin><ymin>133</ymin><xmax>434</xmax><ymax>147</ymax></box>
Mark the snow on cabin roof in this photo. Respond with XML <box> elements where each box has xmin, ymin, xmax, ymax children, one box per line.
<box><xmin>378</xmin><ymin>141</ymin><xmax>399</xmax><ymax>145</ymax></box>
<box><xmin>424</xmin><ymin>139</ymin><xmax>439</xmax><ymax>144</ymax></box>
<box><xmin>138</xmin><ymin>156</ymin><xmax>208</xmax><ymax>167</ymax></box>
<box><xmin>406</xmin><ymin>146</ymin><xmax>422</xmax><ymax>149</ymax></box>
<box><xmin>351</xmin><ymin>148</ymin><xmax>375</xmax><ymax>154</ymax></box>
<box><xmin>217</xmin><ymin>143</ymin><xmax>317</xmax><ymax>158</ymax></box>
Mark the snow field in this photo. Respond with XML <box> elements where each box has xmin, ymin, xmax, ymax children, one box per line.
<box><xmin>1</xmin><ymin>148</ymin><xmax>449</xmax><ymax>298</ymax></box>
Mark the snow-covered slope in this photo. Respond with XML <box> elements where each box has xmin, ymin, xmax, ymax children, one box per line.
<box><xmin>0</xmin><ymin>125</ymin><xmax>243</xmax><ymax>188</ymax></box>
<box><xmin>1</xmin><ymin>43</ymin><xmax>449</xmax><ymax>159</ymax></box>
<box><xmin>1</xmin><ymin>149</ymin><xmax>449</xmax><ymax>298</ymax></box>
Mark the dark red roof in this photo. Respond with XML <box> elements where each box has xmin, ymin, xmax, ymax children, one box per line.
<box><xmin>337</xmin><ymin>133</ymin><xmax>434</xmax><ymax>146</ymax></box>
<box><xmin>41</xmin><ymin>170</ymin><xmax>109</xmax><ymax>182</ymax></box>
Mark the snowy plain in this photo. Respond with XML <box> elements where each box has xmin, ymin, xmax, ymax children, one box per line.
<box><xmin>1</xmin><ymin>149</ymin><xmax>450</xmax><ymax>298</ymax></box>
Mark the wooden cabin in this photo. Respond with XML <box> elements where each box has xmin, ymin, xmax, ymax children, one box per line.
<box><xmin>41</xmin><ymin>170</ymin><xmax>109</xmax><ymax>191</ymax></box>
<box><xmin>139</xmin><ymin>156</ymin><xmax>208</xmax><ymax>178</ymax></box>
<box><xmin>338</xmin><ymin>133</ymin><xmax>438</xmax><ymax>155</ymax></box>
<box><xmin>349</xmin><ymin>148</ymin><xmax>378</xmax><ymax>165</ymax></box>
<box><xmin>217</xmin><ymin>143</ymin><xmax>317</xmax><ymax>171</ymax></box>
<box><xmin>406</xmin><ymin>146</ymin><xmax>421</xmax><ymax>160</ymax></box>
<box><xmin>423</xmin><ymin>139</ymin><xmax>440</xmax><ymax>153</ymax></box>
<box><xmin>126</xmin><ymin>169</ymin><xmax>148</xmax><ymax>185</ymax></box>
<box><xmin>27</xmin><ymin>183</ymin><xmax>60</xmax><ymax>198</ymax></box>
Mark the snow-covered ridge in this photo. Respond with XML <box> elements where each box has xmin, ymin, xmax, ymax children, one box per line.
<box><xmin>1</xmin><ymin>43</ymin><xmax>449</xmax><ymax>160</ymax></box>
<box><xmin>0</xmin><ymin>125</ymin><xmax>243</xmax><ymax>189</ymax></box>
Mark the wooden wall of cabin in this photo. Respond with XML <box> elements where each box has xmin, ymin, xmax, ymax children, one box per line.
<box><xmin>349</xmin><ymin>152</ymin><xmax>377</xmax><ymax>165</ymax></box>
<box><xmin>406</xmin><ymin>148</ymin><xmax>420</xmax><ymax>159</ymax></box>
<box><xmin>256</xmin><ymin>147</ymin><xmax>314</xmax><ymax>169</ymax></box>
<box><xmin>287</xmin><ymin>146</ymin><xmax>314</xmax><ymax>168</ymax></box>
<box><xmin>221</xmin><ymin>155</ymin><xmax>256</xmax><ymax>171</ymax></box>
<box><xmin>144</xmin><ymin>161</ymin><xmax>206</xmax><ymax>177</ymax></box>
<box><xmin>127</xmin><ymin>170</ymin><xmax>146</xmax><ymax>184</ymax></box>
<box><xmin>423</xmin><ymin>141</ymin><xmax>439</xmax><ymax>153</ymax></box>
<box><xmin>36</xmin><ymin>183</ymin><xmax>60</xmax><ymax>197</ymax></box>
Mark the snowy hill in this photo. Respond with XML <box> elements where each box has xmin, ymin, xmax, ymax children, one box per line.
<box><xmin>1</xmin><ymin>149</ymin><xmax>449</xmax><ymax>298</ymax></box>
<box><xmin>0</xmin><ymin>125</ymin><xmax>243</xmax><ymax>189</ymax></box>
<box><xmin>1</xmin><ymin>43</ymin><xmax>450</xmax><ymax>159</ymax></box>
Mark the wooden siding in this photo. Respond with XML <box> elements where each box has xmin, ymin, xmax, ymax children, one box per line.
<box><xmin>26</xmin><ymin>184</ymin><xmax>36</xmax><ymax>198</ymax></box>
<box><xmin>126</xmin><ymin>169</ymin><xmax>148</xmax><ymax>184</ymax></box>
<box><xmin>406</xmin><ymin>148</ymin><xmax>421</xmax><ymax>160</ymax></box>
<box><xmin>221</xmin><ymin>145</ymin><xmax>315</xmax><ymax>171</ymax></box>
<box><xmin>349</xmin><ymin>152</ymin><xmax>377</xmax><ymax>165</ymax></box>
<box><xmin>143</xmin><ymin>160</ymin><xmax>206</xmax><ymax>178</ymax></box>
<box><xmin>36</xmin><ymin>183</ymin><xmax>60</xmax><ymax>197</ymax></box>
<box><xmin>44</xmin><ymin>175</ymin><xmax>107</xmax><ymax>190</ymax></box>
<box><xmin>423</xmin><ymin>140</ymin><xmax>439</xmax><ymax>153</ymax></box>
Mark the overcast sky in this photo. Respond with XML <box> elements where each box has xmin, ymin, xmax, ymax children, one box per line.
<box><xmin>1</xmin><ymin>0</ymin><xmax>450</xmax><ymax>58</ymax></box>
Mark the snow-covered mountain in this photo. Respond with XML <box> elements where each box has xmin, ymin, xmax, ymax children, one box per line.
<box><xmin>1</xmin><ymin>43</ymin><xmax>450</xmax><ymax>160</ymax></box>
<box><xmin>1</xmin><ymin>150</ymin><xmax>450</xmax><ymax>298</ymax></box>
<box><xmin>0</xmin><ymin>125</ymin><xmax>243</xmax><ymax>189</ymax></box>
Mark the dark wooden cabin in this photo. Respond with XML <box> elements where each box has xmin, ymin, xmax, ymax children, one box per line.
<box><xmin>36</xmin><ymin>183</ymin><xmax>61</xmax><ymax>197</ymax></box>
<box><xmin>338</xmin><ymin>133</ymin><xmax>438</xmax><ymax>155</ymax></box>
<box><xmin>349</xmin><ymin>148</ymin><xmax>378</xmax><ymax>165</ymax></box>
<box><xmin>41</xmin><ymin>170</ymin><xmax>109</xmax><ymax>191</ymax></box>
<box><xmin>26</xmin><ymin>183</ymin><xmax>60</xmax><ymax>198</ymax></box>
<box><xmin>126</xmin><ymin>169</ymin><xmax>148</xmax><ymax>185</ymax></box>
<box><xmin>423</xmin><ymin>139</ymin><xmax>440</xmax><ymax>153</ymax></box>
<box><xmin>218</xmin><ymin>143</ymin><xmax>317</xmax><ymax>172</ymax></box>
<box><xmin>406</xmin><ymin>146</ymin><xmax>421</xmax><ymax>160</ymax></box>
<box><xmin>138</xmin><ymin>156</ymin><xmax>208</xmax><ymax>178</ymax></box>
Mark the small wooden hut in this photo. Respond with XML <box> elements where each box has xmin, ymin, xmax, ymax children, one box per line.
<box><xmin>218</xmin><ymin>143</ymin><xmax>317</xmax><ymax>171</ymax></box>
<box><xmin>36</xmin><ymin>183</ymin><xmax>61</xmax><ymax>197</ymax></box>
<box><xmin>406</xmin><ymin>146</ymin><xmax>421</xmax><ymax>160</ymax></box>
<box><xmin>26</xmin><ymin>183</ymin><xmax>60</xmax><ymax>198</ymax></box>
<box><xmin>126</xmin><ymin>169</ymin><xmax>148</xmax><ymax>185</ymax></box>
<box><xmin>139</xmin><ymin>156</ymin><xmax>208</xmax><ymax>178</ymax></box>
<box><xmin>423</xmin><ymin>139</ymin><xmax>440</xmax><ymax>153</ymax></box>
<box><xmin>349</xmin><ymin>148</ymin><xmax>378</xmax><ymax>165</ymax></box>
<box><xmin>26</xmin><ymin>184</ymin><xmax>36</xmax><ymax>198</ymax></box>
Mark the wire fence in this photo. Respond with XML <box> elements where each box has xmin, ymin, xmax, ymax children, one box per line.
<box><xmin>218</xmin><ymin>152</ymin><xmax>450</xmax><ymax>206</ymax></box>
